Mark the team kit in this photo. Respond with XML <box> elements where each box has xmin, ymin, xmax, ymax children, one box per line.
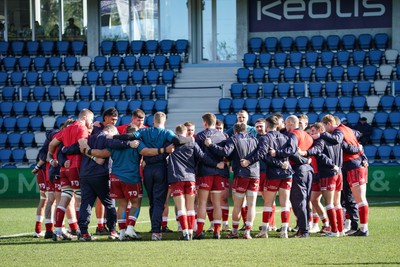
<box><xmin>31</xmin><ymin>107</ymin><xmax>369</xmax><ymax>241</ymax></box>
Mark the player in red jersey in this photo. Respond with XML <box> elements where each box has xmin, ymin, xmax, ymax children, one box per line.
<box><xmin>117</xmin><ymin>109</ymin><xmax>147</xmax><ymax>134</ymax></box>
<box><xmin>47</xmin><ymin>109</ymin><xmax>94</xmax><ymax>241</ymax></box>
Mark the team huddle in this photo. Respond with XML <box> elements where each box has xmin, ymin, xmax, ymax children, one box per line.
<box><xmin>31</xmin><ymin>107</ymin><xmax>369</xmax><ymax>241</ymax></box>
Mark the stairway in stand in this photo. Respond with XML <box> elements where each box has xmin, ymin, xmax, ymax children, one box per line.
<box><xmin>165</xmin><ymin>64</ymin><xmax>239</xmax><ymax>132</ymax></box>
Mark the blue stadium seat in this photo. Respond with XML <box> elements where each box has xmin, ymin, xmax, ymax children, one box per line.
<box><xmin>289</xmin><ymin>52</ymin><xmax>303</xmax><ymax>68</ymax></box>
<box><xmin>368</xmin><ymin>49</ymin><xmax>383</xmax><ymax>65</ymax></box>
<box><xmin>41</xmin><ymin>41</ymin><xmax>54</xmax><ymax>56</ymax></box>
<box><xmin>138</xmin><ymin>55</ymin><xmax>151</xmax><ymax>70</ymax></box>
<box><xmin>3</xmin><ymin>57</ymin><xmax>17</xmax><ymax>72</ymax></box>
<box><xmin>341</xmin><ymin>81</ymin><xmax>355</xmax><ymax>96</ymax></box>
<box><xmin>139</xmin><ymin>85</ymin><xmax>153</xmax><ymax>100</ymax></box>
<box><xmin>232</xmin><ymin>98</ymin><xmax>245</xmax><ymax>113</ymax></box>
<box><xmin>358</xmin><ymin>34</ymin><xmax>373</xmax><ymax>50</ymax></box>
<box><xmin>108</xmin><ymin>56</ymin><xmax>122</xmax><ymax>71</ymax></box>
<box><xmin>160</xmin><ymin>39</ymin><xmax>174</xmax><ymax>55</ymax></box>
<box><xmin>155</xmin><ymin>85</ymin><xmax>167</xmax><ymax>99</ymax></box>
<box><xmin>353</xmin><ymin>50</ymin><xmax>366</xmax><ymax>65</ymax></box>
<box><xmin>331</xmin><ymin>66</ymin><xmax>344</xmax><ymax>81</ymax></box>
<box><xmin>168</xmin><ymin>55</ymin><xmax>182</xmax><ymax>72</ymax></box>
<box><xmin>364</xmin><ymin>145</ymin><xmax>377</xmax><ymax>162</ymax></box>
<box><xmin>4</xmin><ymin>117</ymin><xmax>17</xmax><ymax>131</ymax></box>
<box><xmin>248</xmin><ymin>37</ymin><xmax>263</xmax><ymax>53</ymax></box>
<box><xmin>388</xmin><ymin>111</ymin><xmax>400</xmax><ymax>127</ymax></box>
<box><xmin>357</xmin><ymin>80</ymin><xmax>371</xmax><ymax>95</ymax></box>
<box><xmin>237</xmin><ymin>68</ymin><xmax>250</xmax><ymax>83</ymax></box>
<box><xmin>78</xmin><ymin>85</ymin><xmax>92</xmax><ymax>100</ymax></box>
<box><xmin>224</xmin><ymin>114</ymin><xmax>237</xmax><ymax>129</ymax></box>
<box><xmin>293</xmin><ymin>82</ymin><xmax>305</xmax><ymax>97</ymax></box>
<box><xmin>337</xmin><ymin>50</ymin><xmax>350</xmax><ymax>66</ymax></box>
<box><xmin>124</xmin><ymin>85</ymin><xmax>137</xmax><ymax>100</ymax></box>
<box><xmin>284</xmin><ymin>97</ymin><xmax>297</xmax><ymax>112</ymax></box>
<box><xmin>120</xmin><ymin>114</ymin><xmax>131</xmax><ymax>125</ymax></box>
<box><xmin>77</xmin><ymin>100</ymin><xmax>90</xmax><ymax>112</ymax></box>
<box><xmin>261</xmin><ymin>83</ymin><xmax>275</xmax><ymax>97</ymax></box>
<box><xmin>30</xmin><ymin>117</ymin><xmax>43</xmax><ymax>133</ymax></box>
<box><xmin>100</xmin><ymin>40</ymin><xmax>114</xmax><ymax>56</ymax></box>
<box><xmin>393</xmin><ymin>146</ymin><xmax>400</xmax><ymax>163</ymax></box>
<box><xmin>374</xmin><ymin>111</ymin><xmax>389</xmax><ymax>127</ymax></box>
<box><xmin>115</xmin><ymin>100</ymin><xmax>129</xmax><ymax>114</ymax></box>
<box><xmin>109</xmin><ymin>85</ymin><xmax>122</xmax><ymax>99</ymax></box>
<box><xmin>90</xmin><ymin>100</ymin><xmax>103</xmax><ymax>115</ymax></box>
<box><xmin>153</xmin><ymin>55</ymin><xmax>167</xmax><ymax>71</ymax></box>
<box><xmin>71</xmin><ymin>40</ymin><xmax>85</xmax><ymax>56</ymax></box>
<box><xmin>379</xmin><ymin>95</ymin><xmax>394</xmax><ymax>111</ymax></box>
<box><xmin>0</xmin><ymin>41</ymin><xmax>10</xmax><ymax>57</ymax></box>
<box><xmin>8</xmin><ymin>132</ymin><xmax>21</xmax><ymax>147</ymax></box>
<box><xmin>10</xmin><ymin>71</ymin><xmax>23</xmax><ymax>86</ymax></box>
<box><xmin>1</xmin><ymin>102</ymin><xmax>13</xmax><ymax>116</ymax></box>
<box><xmin>94</xmin><ymin>85</ymin><xmax>107</xmax><ymax>100</ymax></box>
<box><xmin>0</xmin><ymin>148</ymin><xmax>12</xmax><ymax>162</ymax></box>
<box><xmin>11</xmin><ymin>41</ymin><xmax>24</xmax><ymax>56</ymax></box>
<box><xmin>123</xmin><ymin>55</ymin><xmax>136</xmax><ymax>70</ymax></box>
<box><xmin>259</xmin><ymin>53</ymin><xmax>272</xmax><ymax>68</ymax></box>
<box><xmin>86</xmin><ymin>70</ymin><xmax>99</xmax><ymax>85</ymax></box>
<box><xmin>25</xmin><ymin>101</ymin><xmax>39</xmax><ymax>116</ymax></box>
<box><xmin>175</xmin><ymin>39</ymin><xmax>189</xmax><ymax>56</ymax></box>
<box><xmin>267</xmin><ymin>67</ymin><xmax>281</xmax><ymax>82</ymax></box>
<box><xmin>2</xmin><ymin>86</ymin><xmax>16</xmax><ymax>101</ymax></box>
<box><xmin>244</xmin><ymin>98</ymin><xmax>258</xmax><ymax>113</ymax></box>
<box><xmin>274</xmin><ymin>52</ymin><xmax>287</xmax><ymax>68</ymax></box>
<box><xmin>339</xmin><ymin>96</ymin><xmax>352</xmax><ymax>112</ymax></box>
<box><xmin>33</xmin><ymin>57</ymin><xmax>47</xmax><ymax>72</ymax></box>
<box><xmin>308</xmin><ymin>81</ymin><xmax>322</xmax><ymax>97</ymax></box>
<box><xmin>320</xmin><ymin>51</ymin><xmax>334</xmax><ymax>66</ymax></box>
<box><xmin>377</xmin><ymin>145</ymin><xmax>392</xmax><ymax>162</ymax></box>
<box><xmin>12</xmin><ymin>148</ymin><xmax>26</xmax><ymax>162</ymax></box>
<box><xmin>315</xmin><ymin>66</ymin><xmax>328</xmax><ymax>82</ymax></box>
<box><xmin>395</xmin><ymin>95</ymin><xmax>400</xmax><ymax>109</ymax></box>
<box><xmin>64</xmin><ymin>100</ymin><xmax>77</xmax><ymax>115</ymax></box>
<box><xmin>48</xmin><ymin>56</ymin><xmax>62</xmax><ymax>71</ymax></box>
<box><xmin>326</xmin><ymin>35</ymin><xmax>340</xmax><ymax>51</ymax></box>
<box><xmin>363</xmin><ymin>65</ymin><xmax>377</xmax><ymax>80</ymax></box>
<box><xmin>131</xmin><ymin>40</ymin><xmax>144</xmax><ymax>55</ymax></box>
<box><xmin>0</xmin><ymin>133</ymin><xmax>7</xmax><ymax>147</ymax></box>
<box><xmin>277</xmin><ymin>82</ymin><xmax>290</xmax><ymax>97</ymax></box>
<box><xmin>325</xmin><ymin>96</ymin><xmax>339</xmax><ymax>111</ymax></box>
<box><xmin>271</xmin><ymin>97</ymin><xmax>284</xmax><ymax>112</ymax></box>
<box><xmin>346</xmin><ymin>111</ymin><xmax>360</xmax><ymax>125</ymax></box>
<box><xmin>142</xmin><ymin>100</ymin><xmax>155</xmax><ymax>114</ymax></box>
<box><xmin>128</xmin><ymin>100</ymin><xmax>141</xmax><ymax>112</ymax></box>
<box><xmin>154</xmin><ymin>99</ymin><xmax>168</xmax><ymax>113</ymax></box>
<box><xmin>352</xmin><ymin>95</ymin><xmax>366</xmax><ymax>111</ymax></box>
<box><xmin>20</xmin><ymin>86</ymin><xmax>31</xmax><ymax>101</ymax></box>
<box><xmin>56</xmin><ymin>41</ymin><xmax>70</xmax><ymax>56</ymax></box>
<box><xmin>56</xmin><ymin>71</ymin><xmax>69</xmax><ymax>85</ymax></box>
<box><xmin>295</xmin><ymin>36</ymin><xmax>308</xmax><ymax>52</ymax></box>
<box><xmin>147</xmin><ymin>70</ymin><xmax>160</xmax><ymax>85</ymax></box>
<box><xmin>32</xmin><ymin>86</ymin><xmax>46</xmax><ymax>100</ymax></box>
<box><xmin>374</xmin><ymin>33</ymin><xmax>389</xmax><ymax>50</ymax></box>
<box><xmin>15</xmin><ymin>117</ymin><xmax>30</xmax><ymax>132</ymax></box>
<box><xmin>18</xmin><ymin>56</ymin><xmax>32</xmax><ymax>71</ymax></box>
<box><xmin>258</xmin><ymin>98</ymin><xmax>271</xmax><ymax>112</ymax></box>
<box><xmin>103</xmin><ymin>100</ymin><xmax>116</xmax><ymax>111</ymax></box>
<box><xmin>13</xmin><ymin>101</ymin><xmax>26</xmax><ymax>116</ymax></box>
<box><xmin>116</xmin><ymin>40</ymin><xmax>129</xmax><ymax>55</ymax></box>
<box><xmin>252</xmin><ymin>68</ymin><xmax>266</xmax><ymax>83</ymax></box>
<box><xmin>311</xmin><ymin>97</ymin><xmax>324</xmax><ymax>112</ymax></box>
<box><xmin>246</xmin><ymin>83</ymin><xmax>259</xmax><ymax>98</ymax></box>
<box><xmin>299</xmin><ymin>67</ymin><xmax>312</xmax><ymax>82</ymax></box>
<box><xmin>21</xmin><ymin>132</ymin><xmax>35</xmax><ymax>147</ymax></box>
<box><xmin>214</xmin><ymin>114</ymin><xmax>225</xmax><ymax>124</ymax></box>
<box><xmin>243</xmin><ymin>53</ymin><xmax>257</xmax><ymax>69</ymax></box>
<box><xmin>116</xmin><ymin>70</ymin><xmax>129</xmax><ymax>85</ymax></box>
<box><xmin>145</xmin><ymin>40</ymin><xmax>159</xmax><ymax>54</ymax></box>
<box><xmin>279</xmin><ymin>36</ymin><xmax>293</xmax><ymax>52</ymax></box>
<box><xmin>39</xmin><ymin>101</ymin><xmax>52</xmax><ymax>115</ymax></box>
<box><xmin>250</xmin><ymin>114</ymin><xmax>265</xmax><ymax>125</ymax></box>
<box><xmin>342</xmin><ymin>34</ymin><xmax>356</xmax><ymax>51</ymax></box>
<box><xmin>283</xmin><ymin>67</ymin><xmax>296</xmax><ymax>82</ymax></box>
<box><xmin>265</xmin><ymin>37</ymin><xmax>278</xmax><ymax>53</ymax></box>
<box><xmin>310</xmin><ymin>35</ymin><xmax>324</xmax><ymax>51</ymax></box>
<box><xmin>347</xmin><ymin>65</ymin><xmax>361</xmax><ymax>81</ymax></box>
<box><xmin>101</xmin><ymin>70</ymin><xmax>115</xmax><ymax>85</ymax></box>
<box><xmin>297</xmin><ymin>97</ymin><xmax>311</xmax><ymax>112</ymax></box>
<box><xmin>383</xmin><ymin>128</ymin><xmax>398</xmax><ymax>144</ymax></box>
<box><xmin>64</xmin><ymin>56</ymin><xmax>77</xmax><ymax>71</ymax></box>
<box><xmin>48</xmin><ymin>86</ymin><xmax>61</xmax><ymax>100</ymax></box>
<box><xmin>94</xmin><ymin>56</ymin><xmax>107</xmax><ymax>71</ymax></box>
<box><xmin>219</xmin><ymin>98</ymin><xmax>232</xmax><ymax>113</ymax></box>
<box><xmin>161</xmin><ymin>69</ymin><xmax>175</xmax><ymax>85</ymax></box>
<box><xmin>25</xmin><ymin>71</ymin><xmax>38</xmax><ymax>86</ymax></box>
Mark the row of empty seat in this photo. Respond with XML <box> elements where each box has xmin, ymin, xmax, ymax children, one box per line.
<box><xmin>363</xmin><ymin>145</ymin><xmax>400</xmax><ymax>164</ymax></box>
<box><xmin>0</xmin><ymin>40</ymin><xmax>86</xmax><ymax>57</ymax></box>
<box><xmin>100</xmin><ymin>39</ymin><xmax>189</xmax><ymax>57</ymax></box>
<box><xmin>243</xmin><ymin>49</ymin><xmax>399</xmax><ymax>70</ymax></box>
<box><xmin>248</xmin><ymin>33</ymin><xmax>390</xmax><ymax>54</ymax></box>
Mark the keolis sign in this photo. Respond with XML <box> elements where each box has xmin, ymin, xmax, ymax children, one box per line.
<box><xmin>249</xmin><ymin>0</ymin><xmax>392</xmax><ymax>32</ymax></box>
